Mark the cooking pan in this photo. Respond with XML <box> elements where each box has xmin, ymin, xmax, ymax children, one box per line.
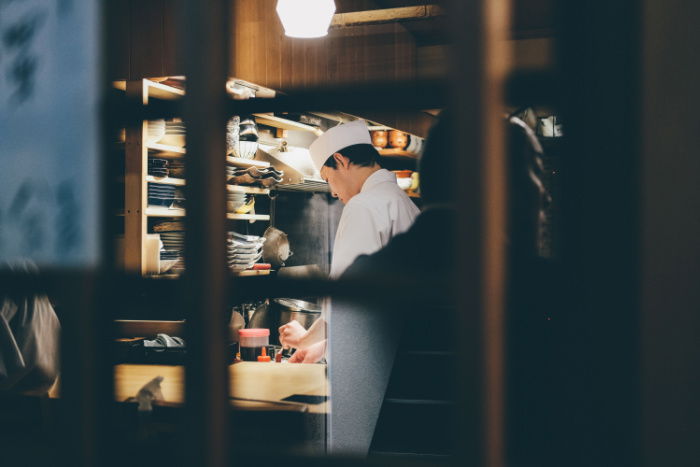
<box><xmin>262</xmin><ymin>226</ymin><xmax>292</xmax><ymax>267</ymax></box>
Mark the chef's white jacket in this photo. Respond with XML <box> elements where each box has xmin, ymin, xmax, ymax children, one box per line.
<box><xmin>329</xmin><ymin>168</ymin><xmax>419</xmax><ymax>278</ymax></box>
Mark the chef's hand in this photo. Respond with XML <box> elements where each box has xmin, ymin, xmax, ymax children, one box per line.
<box><xmin>278</xmin><ymin>320</ymin><xmax>308</xmax><ymax>349</ymax></box>
<box><xmin>288</xmin><ymin>339</ymin><xmax>326</xmax><ymax>364</ymax></box>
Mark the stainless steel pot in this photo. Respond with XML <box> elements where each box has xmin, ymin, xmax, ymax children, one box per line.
<box><xmin>262</xmin><ymin>226</ymin><xmax>292</xmax><ymax>267</ymax></box>
<box><xmin>248</xmin><ymin>298</ymin><xmax>321</xmax><ymax>345</ymax></box>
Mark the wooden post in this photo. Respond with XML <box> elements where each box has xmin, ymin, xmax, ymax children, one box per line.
<box><xmin>124</xmin><ymin>80</ymin><xmax>149</xmax><ymax>274</ymax></box>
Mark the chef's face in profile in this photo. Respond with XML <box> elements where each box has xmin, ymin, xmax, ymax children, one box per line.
<box><xmin>320</xmin><ymin>153</ymin><xmax>356</xmax><ymax>204</ymax></box>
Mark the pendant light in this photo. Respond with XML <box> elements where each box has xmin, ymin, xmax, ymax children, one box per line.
<box><xmin>276</xmin><ymin>0</ymin><xmax>336</xmax><ymax>38</ymax></box>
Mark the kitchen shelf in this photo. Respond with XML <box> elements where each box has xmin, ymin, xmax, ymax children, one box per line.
<box><xmin>146</xmin><ymin>207</ymin><xmax>186</xmax><ymax>217</ymax></box>
<box><xmin>147</xmin><ymin>143</ymin><xmax>186</xmax><ymax>158</ymax></box>
<box><xmin>144</xmin><ymin>177</ymin><xmax>268</xmax><ymax>194</ymax></box>
<box><xmin>156</xmin><ymin>269</ymin><xmax>273</xmax><ymax>278</ymax></box>
<box><xmin>120</xmin><ymin>78</ymin><xmax>278</xmax><ymax>276</ymax></box>
<box><xmin>226</xmin><ymin>156</ymin><xmax>270</xmax><ymax>168</ymax></box>
<box><xmin>146</xmin><ymin>175</ymin><xmax>186</xmax><ymax>186</ymax></box>
<box><xmin>407</xmin><ymin>192</ymin><xmax>421</xmax><ymax>199</ymax></box>
<box><xmin>113</xmin><ymin>79</ymin><xmax>184</xmax><ymax>100</ymax></box>
<box><xmin>253</xmin><ymin>113</ymin><xmax>323</xmax><ymax>136</ymax></box>
<box><xmin>226</xmin><ymin>185</ymin><xmax>270</xmax><ymax>195</ymax></box>
<box><xmin>378</xmin><ymin>148</ymin><xmax>419</xmax><ymax>159</ymax></box>
<box><xmin>226</xmin><ymin>213</ymin><xmax>270</xmax><ymax>221</ymax></box>
<box><xmin>232</xmin><ymin>270</ymin><xmax>272</xmax><ymax>277</ymax></box>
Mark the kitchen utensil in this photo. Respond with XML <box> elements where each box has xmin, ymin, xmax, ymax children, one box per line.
<box><xmin>262</xmin><ymin>226</ymin><xmax>292</xmax><ymax>267</ymax></box>
<box><xmin>229</xmin><ymin>311</ymin><xmax>246</xmax><ymax>341</ymax></box>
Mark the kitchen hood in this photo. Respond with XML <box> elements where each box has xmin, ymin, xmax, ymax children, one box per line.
<box><xmin>255</xmin><ymin>144</ymin><xmax>329</xmax><ymax>193</ymax></box>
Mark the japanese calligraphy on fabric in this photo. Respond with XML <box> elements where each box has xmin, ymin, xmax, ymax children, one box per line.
<box><xmin>0</xmin><ymin>0</ymin><xmax>99</xmax><ymax>267</ymax></box>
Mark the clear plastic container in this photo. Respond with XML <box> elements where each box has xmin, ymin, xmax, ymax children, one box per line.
<box><xmin>239</xmin><ymin>328</ymin><xmax>270</xmax><ymax>361</ymax></box>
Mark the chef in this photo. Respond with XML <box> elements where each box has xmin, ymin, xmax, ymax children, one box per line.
<box><xmin>312</xmin><ymin>119</ymin><xmax>420</xmax><ymax>278</ymax></box>
<box><xmin>279</xmin><ymin>120</ymin><xmax>419</xmax><ymax>361</ymax></box>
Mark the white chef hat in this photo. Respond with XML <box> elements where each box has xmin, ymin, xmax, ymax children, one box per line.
<box><xmin>309</xmin><ymin>120</ymin><xmax>372</xmax><ymax>172</ymax></box>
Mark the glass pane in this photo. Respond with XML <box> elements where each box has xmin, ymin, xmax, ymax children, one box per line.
<box><xmin>0</xmin><ymin>0</ymin><xmax>100</xmax><ymax>266</ymax></box>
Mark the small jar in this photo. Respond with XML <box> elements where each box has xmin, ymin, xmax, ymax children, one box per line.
<box><xmin>239</xmin><ymin>328</ymin><xmax>270</xmax><ymax>361</ymax></box>
<box><xmin>388</xmin><ymin>130</ymin><xmax>408</xmax><ymax>149</ymax></box>
<box><xmin>371</xmin><ymin>130</ymin><xmax>388</xmax><ymax>148</ymax></box>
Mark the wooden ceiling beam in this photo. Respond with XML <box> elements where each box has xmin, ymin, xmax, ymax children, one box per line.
<box><xmin>330</xmin><ymin>5</ymin><xmax>444</xmax><ymax>29</ymax></box>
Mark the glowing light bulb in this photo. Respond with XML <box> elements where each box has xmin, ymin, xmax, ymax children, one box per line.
<box><xmin>276</xmin><ymin>0</ymin><xmax>336</xmax><ymax>38</ymax></box>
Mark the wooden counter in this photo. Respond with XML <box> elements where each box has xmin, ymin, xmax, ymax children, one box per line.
<box><xmin>114</xmin><ymin>362</ymin><xmax>328</xmax><ymax>413</ymax></box>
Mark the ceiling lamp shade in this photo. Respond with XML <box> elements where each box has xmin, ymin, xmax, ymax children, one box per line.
<box><xmin>276</xmin><ymin>0</ymin><xmax>336</xmax><ymax>38</ymax></box>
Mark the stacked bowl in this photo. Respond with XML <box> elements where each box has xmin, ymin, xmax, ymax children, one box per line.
<box><xmin>227</xmin><ymin>116</ymin><xmax>259</xmax><ymax>159</ymax></box>
<box><xmin>147</xmin><ymin>119</ymin><xmax>166</xmax><ymax>144</ymax></box>
<box><xmin>227</xmin><ymin>192</ymin><xmax>249</xmax><ymax>213</ymax></box>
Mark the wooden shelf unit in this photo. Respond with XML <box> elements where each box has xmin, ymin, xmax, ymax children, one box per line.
<box><xmin>378</xmin><ymin>148</ymin><xmax>420</xmax><ymax>159</ymax></box>
<box><xmin>226</xmin><ymin>213</ymin><xmax>270</xmax><ymax>221</ymax></box>
<box><xmin>144</xmin><ymin>209</ymin><xmax>270</xmax><ymax>222</ymax></box>
<box><xmin>233</xmin><ymin>270</ymin><xmax>272</xmax><ymax>277</ymax></box>
<box><xmin>146</xmin><ymin>175</ymin><xmax>186</xmax><ymax>186</ymax></box>
<box><xmin>146</xmin><ymin>206</ymin><xmax>186</xmax><ymax>217</ymax></box>
<box><xmin>227</xmin><ymin>185</ymin><xmax>270</xmax><ymax>195</ymax></box>
<box><xmin>113</xmin><ymin>79</ymin><xmax>184</xmax><ymax>101</ymax></box>
<box><xmin>147</xmin><ymin>143</ymin><xmax>186</xmax><ymax>158</ymax></box>
<box><xmin>119</xmin><ymin>78</ymin><xmax>273</xmax><ymax>276</ymax></box>
<box><xmin>226</xmin><ymin>156</ymin><xmax>270</xmax><ymax>168</ymax></box>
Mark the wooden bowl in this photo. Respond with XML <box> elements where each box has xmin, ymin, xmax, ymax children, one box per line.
<box><xmin>371</xmin><ymin>130</ymin><xmax>388</xmax><ymax>148</ymax></box>
<box><xmin>388</xmin><ymin>130</ymin><xmax>408</xmax><ymax>149</ymax></box>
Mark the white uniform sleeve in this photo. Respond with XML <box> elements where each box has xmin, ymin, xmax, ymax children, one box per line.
<box><xmin>329</xmin><ymin>201</ymin><xmax>384</xmax><ymax>278</ymax></box>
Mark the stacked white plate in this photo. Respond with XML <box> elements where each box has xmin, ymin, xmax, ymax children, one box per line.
<box><xmin>226</xmin><ymin>232</ymin><xmax>265</xmax><ymax>271</ymax></box>
<box><xmin>159</xmin><ymin>120</ymin><xmax>186</xmax><ymax>147</ymax></box>
<box><xmin>159</xmin><ymin>232</ymin><xmax>184</xmax><ymax>253</ymax></box>
<box><xmin>159</xmin><ymin>231</ymin><xmax>185</xmax><ymax>275</ymax></box>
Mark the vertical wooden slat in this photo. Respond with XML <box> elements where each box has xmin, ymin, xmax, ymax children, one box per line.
<box><xmin>641</xmin><ymin>2</ymin><xmax>700</xmax><ymax>466</ymax></box>
<box><xmin>556</xmin><ymin>1</ymin><xmax>642</xmax><ymax>466</ymax></box>
<box><xmin>446</xmin><ymin>0</ymin><xmax>510</xmax><ymax>466</ymax></box>
<box><xmin>124</xmin><ymin>81</ymin><xmax>149</xmax><ymax>275</ymax></box>
<box><xmin>182</xmin><ymin>0</ymin><xmax>230</xmax><ymax>466</ymax></box>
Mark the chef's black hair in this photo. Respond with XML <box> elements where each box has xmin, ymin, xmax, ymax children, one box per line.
<box><xmin>323</xmin><ymin>144</ymin><xmax>381</xmax><ymax>169</ymax></box>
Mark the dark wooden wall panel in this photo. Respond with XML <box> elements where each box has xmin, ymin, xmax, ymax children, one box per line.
<box><xmin>108</xmin><ymin>1</ymin><xmax>131</xmax><ymax>80</ymax></box>
<box><xmin>128</xmin><ymin>0</ymin><xmax>165</xmax><ymax>79</ymax></box>
<box><xmin>162</xmin><ymin>0</ymin><xmax>184</xmax><ymax>76</ymax></box>
<box><xmin>107</xmin><ymin>0</ymin><xmax>431</xmax><ymax>135</ymax></box>
<box><xmin>230</xmin><ymin>0</ymin><xmax>417</xmax><ymax>90</ymax></box>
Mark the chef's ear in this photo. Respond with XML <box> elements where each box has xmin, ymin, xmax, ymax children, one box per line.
<box><xmin>332</xmin><ymin>152</ymin><xmax>350</xmax><ymax>169</ymax></box>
